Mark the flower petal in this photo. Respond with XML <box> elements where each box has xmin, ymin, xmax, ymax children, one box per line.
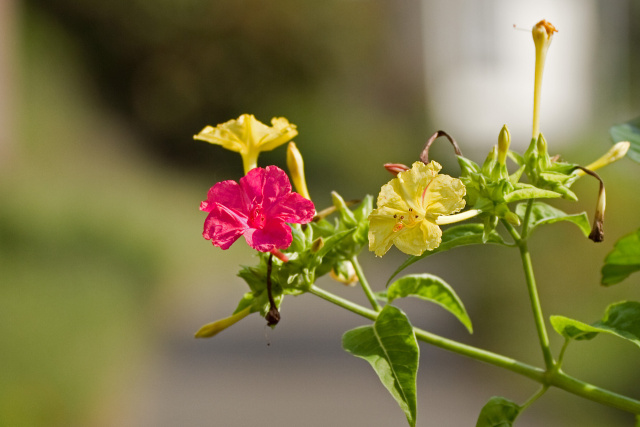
<box><xmin>203</xmin><ymin>205</ymin><xmax>248</xmax><ymax>250</ymax></box>
<box><xmin>368</xmin><ymin>208</ymin><xmax>399</xmax><ymax>257</ymax></box>
<box><xmin>201</xmin><ymin>179</ymin><xmax>248</xmax><ymax>213</ymax></box>
<box><xmin>422</xmin><ymin>174</ymin><xmax>466</xmax><ymax>216</ymax></box>
<box><xmin>269</xmin><ymin>192</ymin><xmax>315</xmax><ymax>223</ymax></box>
<box><xmin>393</xmin><ymin>220</ymin><xmax>442</xmax><ymax>255</ymax></box>
<box><xmin>244</xmin><ymin>219</ymin><xmax>292</xmax><ymax>251</ymax></box>
<box><xmin>256</xmin><ymin>117</ymin><xmax>298</xmax><ymax>151</ymax></box>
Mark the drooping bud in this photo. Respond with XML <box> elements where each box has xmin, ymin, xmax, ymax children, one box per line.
<box><xmin>497</xmin><ymin>125</ymin><xmax>511</xmax><ymax>165</ymax></box>
<box><xmin>589</xmin><ymin>184</ymin><xmax>606</xmax><ymax>243</ymax></box>
<box><xmin>286</xmin><ymin>142</ymin><xmax>311</xmax><ymax>200</ymax></box>
<box><xmin>384</xmin><ymin>163</ymin><xmax>410</xmax><ymax>176</ymax></box>
<box><xmin>420</xmin><ymin>130</ymin><xmax>462</xmax><ymax>164</ymax></box>
<box><xmin>574</xmin><ymin>166</ymin><xmax>606</xmax><ymax>242</ymax></box>
<box><xmin>575</xmin><ymin>141</ymin><xmax>631</xmax><ymax>176</ymax></box>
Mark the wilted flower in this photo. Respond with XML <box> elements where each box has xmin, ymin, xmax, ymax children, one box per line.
<box><xmin>368</xmin><ymin>161</ymin><xmax>467</xmax><ymax>256</ymax></box>
<box><xmin>200</xmin><ymin>166</ymin><xmax>315</xmax><ymax>252</ymax></box>
<box><xmin>194</xmin><ymin>114</ymin><xmax>298</xmax><ymax>174</ymax></box>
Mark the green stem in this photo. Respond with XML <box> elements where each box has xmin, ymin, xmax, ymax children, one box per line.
<box><xmin>351</xmin><ymin>256</ymin><xmax>381</xmax><ymax>312</ymax></box>
<box><xmin>502</xmin><ymin>219</ymin><xmax>555</xmax><ymax>370</ymax></box>
<box><xmin>308</xmin><ymin>284</ymin><xmax>640</xmax><ymax>414</ymax></box>
<box><xmin>521</xmin><ymin>385</ymin><xmax>549</xmax><ymax>412</ymax></box>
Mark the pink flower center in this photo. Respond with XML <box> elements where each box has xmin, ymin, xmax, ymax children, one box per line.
<box><xmin>248</xmin><ymin>205</ymin><xmax>267</xmax><ymax>229</ymax></box>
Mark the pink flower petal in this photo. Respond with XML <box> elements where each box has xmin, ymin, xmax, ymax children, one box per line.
<box><xmin>268</xmin><ymin>192</ymin><xmax>315</xmax><ymax>223</ymax></box>
<box><xmin>200</xmin><ymin>180</ymin><xmax>248</xmax><ymax>213</ymax></box>
<box><xmin>243</xmin><ymin>218</ymin><xmax>292</xmax><ymax>251</ymax></box>
<box><xmin>203</xmin><ymin>205</ymin><xmax>248</xmax><ymax>250</ymax></box>
<box><xmin>200</xmin><ymin>166</ymin><xmax>315</xmax><ymax>252</ymax></box>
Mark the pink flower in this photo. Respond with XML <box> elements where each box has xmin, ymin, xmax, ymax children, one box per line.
<box><xmin>200</xmin><ymin>166</ymin><xmax>315</xmax><ymax>252</ymax></box>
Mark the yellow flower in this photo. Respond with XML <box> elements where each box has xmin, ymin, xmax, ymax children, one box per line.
<box><xmin>194</xmin><ymin>114</ymin><xmax>298</xmax><ymax>174</ymax></box>
<box><xmin>368</xmin><ymin>161</ymin><xmax>466</xmax><ymax>257</ymax></box>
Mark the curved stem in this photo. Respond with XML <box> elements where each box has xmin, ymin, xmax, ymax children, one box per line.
<box><xmin>307</xmin><ymin>284</ymin><xmax>640</xmax><ymax>414</ymax></box>
<box><xmin>521</xmin><ymin>385</ymin><xmax>549</xmax><ymax>412</ymax></box>
<box><xmin>351</xmin><ymin>256</ymin><xmax>381</xmax><ymax>312</ymax></box>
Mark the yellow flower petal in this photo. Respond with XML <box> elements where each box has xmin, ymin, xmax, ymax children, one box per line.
<box><xmin>423</xmin><ymin>174</ymin><xmax>466</xmax><ymax>216</ymax></box>
<box><xmin>368</xmin><ymin>160</ymin><xmax>466</xmax><ymax>256</ymax></box>
<box><xmin>194</xmin><ymin>114</ymin><xmax>298</xmax><ymax>173</ymax></box>
<box><xmin>368</xmin><ymin>207</ymin><xmax>399</xmax><ymax>257</ymax></box>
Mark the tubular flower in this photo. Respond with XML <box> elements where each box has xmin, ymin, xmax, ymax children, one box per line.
<box><xmin>368</xmin><ymin>161</ymin><xmax>466</xmax><ymax>257</ymax></box>
<box><xmin>200</xmin><ymin>166</ymin><xmax>315</xmax><ymax>252</ymax></box>
<box><xmin>194</xmin><ymin>114</ymin><xmax>298</xmax><ymax>174</ymax></box>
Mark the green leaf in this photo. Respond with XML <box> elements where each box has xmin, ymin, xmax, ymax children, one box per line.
<box><xmin>342</xmin><ymin>305</ymin><xmax>419</xmax><ymax>427</ymax></box>
<box><xmin>387</xmin><ymin>224</ymin><xmax>508</xmax><ymax>285</ymax></box>
<box><xmin>476</xmin><ymin>396</ymin><xmax>521</xmax><ymax>427</ymax></box>
<box><xmin>550</xmin><ymin>301</ymin><xmax>640</xmax><ymax>348</ymax></box>
<box><xmin>601</xmin><ymin>228</ymin><xmax>640</xmax><ymax>286</ymax></box>
<box><xmin>515</xmin><ymin>202</ymin><xmax>591</xmax><ymax>237</ymax></box>
<box><xmin>385</xmin><ymin>274</ymin><xmax>472</xmax><ymax>333</ymax></box>
<box><xmin>610</xmin><ymin>117</ymin><xmax>640</xmax><ymax>163</ymax></box>
<box><xmin>503</xmin><ymin>184</ymin><xmax>561</xmax><ymax>203</ymax></box>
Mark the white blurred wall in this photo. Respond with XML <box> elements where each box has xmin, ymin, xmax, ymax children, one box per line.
<box><xmin>420</xmin><ymin>0</ymin><xmax>602</xmax><ymax>150</ymax></box>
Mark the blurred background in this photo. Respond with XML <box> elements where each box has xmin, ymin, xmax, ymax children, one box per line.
<box><xmin>1</xmin><ymin>0</ymin><xmax>639</xmax><ymax>425</ymax></box>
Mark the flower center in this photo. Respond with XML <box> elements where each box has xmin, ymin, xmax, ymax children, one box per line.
<box><xmin>248</xmin><ymin>205</ymin><xmax>267</xmax><ymax>229</ymax></box>
<box><xmin>392</xmin><ymin>208</ymin><xmax>422</xmax><ymax>232</ymax></box>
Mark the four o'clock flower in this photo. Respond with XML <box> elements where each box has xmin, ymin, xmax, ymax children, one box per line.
<box><xmin>368</xmin><ymin>161</ymin><xmax>470</xmax><ymax>257</ymax></box>
<box><xmin>200</xmin><ymin>165</ymin><xmax>315</xmax><ymax>252</ymax></box>
<box><xmin>194</xmin><ymin>114</ymin><xmax>298</xmax><ymax>174</ymax></box>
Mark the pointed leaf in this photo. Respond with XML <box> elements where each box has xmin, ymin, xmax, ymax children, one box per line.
<box><xmin>342</xmin><ymin>305</ymin><xmax>419</xmax><ymax>427</ymax></box>
<box><xmin>476</xmin><ymin>396</ymin><xmax>521</xmax><ymax>427</ymax></box>
<box><xmin>387</xmin><ymin>224</ymin><xmax>507</xmax><ymax>285</ymax></box>
<box><xmin>385</xmin><ymin>274</ymin><xmax>472</xmax><ymax>333</ymax></box>
<box><xmin>601</xmin><ymin>228</ymin><xmax>640</xmax><ymax>286</ymax></box>
<box><xmin>515</xmin><ymin>202</ymin><xmax>591</xmax><ymax>237</ymax></box>
<box><xmin>550</xmin><ymin>301</ymin><xmax>640</xmax><ymax>348</ymax></box>
<box><xmin>610</xmin><ymin>117</ymin><xmax>640</xmax><ymax>163</ymax></box>
<box><xmin>503</xmin><ymin>185</ymin><xmax>562</xmax><ymax>203</ymax></box>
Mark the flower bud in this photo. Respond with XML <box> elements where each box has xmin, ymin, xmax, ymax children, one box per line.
<box><xmin>310</xmin><ymin>237</ymin><xmax>324</xmax><ymax>253</ymax></box>
<box><xmin>497</xmin><ymin>125</ymin><xmax>511</xmax><ymax>165</ymax></box>
<box><xmin>589</xmin><ymin>185</ymin><xmax>606</xmax><ymax>243</ymax></box>
<box><xmin>330</xmin><ymin>260</ymin><xmax>358</xmax><ymax>286</ymax></box>
<box><xmin>384</xmin><ymin>163</ymin><xmax>410</xmax><ymax>176</ymax></box>
<box><xmin>576</xmin><ymin>141</ymin><xmax>631</xmax><ymax>176</ymax></box>
<box><xmin>194</xmin><ymin>306</ymin><xmax>252</xmax><ymax>338</ymax></box>
<box><xmin>286</xmin><ymin>142</ymin><xmax>311</xmax><ymax>200</ymax></box>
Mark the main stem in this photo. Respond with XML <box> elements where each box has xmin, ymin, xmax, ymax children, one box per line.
<box><xmin>502</xmin><ymin>218</ymin><xmax>554</xmax><ymax>370</ymax></box>
<box><xmin>308</xmin><ymin>285</ymin><xmax>640</xmax><ymax>414</ymax></box>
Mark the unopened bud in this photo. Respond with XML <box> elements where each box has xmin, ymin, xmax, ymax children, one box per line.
<box><xmin>330</xmin><ymin>261</ymin><xmax>358</xmax><ymax>286</ymax></box>
<box><xmin>286</xmin><ymin>142</ymin><xmax>311</xmax><ymax>200</ymax></box>
<box><xmin>194</xmin><ymin>306</ymin><xmax>252</xmax><ymax>338</ymax></box>
<box><xmin>310</xmin><ymin>237</ymin><xmax>325</xmax><ymax>253</ymax></box>
<box><xmin>577</xmin><ymin>141</ymin><xmax>631</xmax><ymax>176</ymax></box>
<box><xmin>384</xmin><ymin>163</ymin><xmax>410</xmax><ymax>176</ymax></box>
<box><xmin>497</xmin><ymin>125</ymin><xmax>511</xmax><ymax>165</ymax></box>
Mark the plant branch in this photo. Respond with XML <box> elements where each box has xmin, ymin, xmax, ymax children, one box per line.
<box><xmin>351</xmin><ymin>256</ymin><xmax>382</xmax><ymax>312</ymax></box>
<box><xmin>308</xmin><ymin>284</ymin><xmax>640</xmax><ymax>414</ymax></box>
